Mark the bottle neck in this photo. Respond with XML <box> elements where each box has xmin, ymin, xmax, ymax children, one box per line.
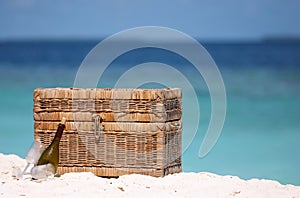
<box><xmin>54</xmin><ymin>123</ymin><xmax>65</xmax><ymax>140</ymax></box>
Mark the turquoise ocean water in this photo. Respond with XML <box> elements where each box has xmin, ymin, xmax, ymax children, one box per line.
<box><xmin>0</xmin><ymin>41</ymin><xmax>299</xmax><ymax>185</ymax></box>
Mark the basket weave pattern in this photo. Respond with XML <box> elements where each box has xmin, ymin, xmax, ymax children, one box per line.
<box><xmin>34</xmin><ymin>88</ymin><xmax>182</xmax><ymax>177</ymax></box>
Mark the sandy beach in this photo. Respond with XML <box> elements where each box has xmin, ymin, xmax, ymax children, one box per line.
<box><xmin>0</xmin><ymin>153</ymin><xmax>299</xmax><ymax>198</ymax></box>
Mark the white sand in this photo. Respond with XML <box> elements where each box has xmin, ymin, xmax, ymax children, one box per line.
<box><xmin>0</xmin><ymin>153</ymin><xmax>299</xmax><ymax>198</ymax></box>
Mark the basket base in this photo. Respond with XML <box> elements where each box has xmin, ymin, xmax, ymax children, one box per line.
<box><xmin>57</xmin><ymin>165</ymin><xmax>181</xmax><ymax>177</ymax></box>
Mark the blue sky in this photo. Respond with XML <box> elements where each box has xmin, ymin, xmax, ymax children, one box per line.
<box><xmin>0</xmin><ymin>0</ymin><xmax>299</xmax><ymax>40</ymax></box>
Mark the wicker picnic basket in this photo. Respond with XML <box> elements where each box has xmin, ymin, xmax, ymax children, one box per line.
<box><xmin>33</xmin><ymin>88</ymin><xmax>182</xmax><ymax>177</ymax></box>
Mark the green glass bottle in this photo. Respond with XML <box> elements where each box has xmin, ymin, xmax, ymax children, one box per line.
<box><xmin>37</xmin><ymin>117</ymin><xmax>66</xmax><ymax>173</ymax></box>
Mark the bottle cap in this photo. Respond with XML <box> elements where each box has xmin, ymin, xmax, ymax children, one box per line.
<box><xmin>61</xmin><ymin>117</ymin><xmax>66</xmax><ymax>125</ymax></box>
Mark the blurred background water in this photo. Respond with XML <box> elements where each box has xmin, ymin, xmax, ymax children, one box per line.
<box><xmin>0</xmin><ymin>40</ymin><xmax>299</xmax><ymax>185</ymax></box>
